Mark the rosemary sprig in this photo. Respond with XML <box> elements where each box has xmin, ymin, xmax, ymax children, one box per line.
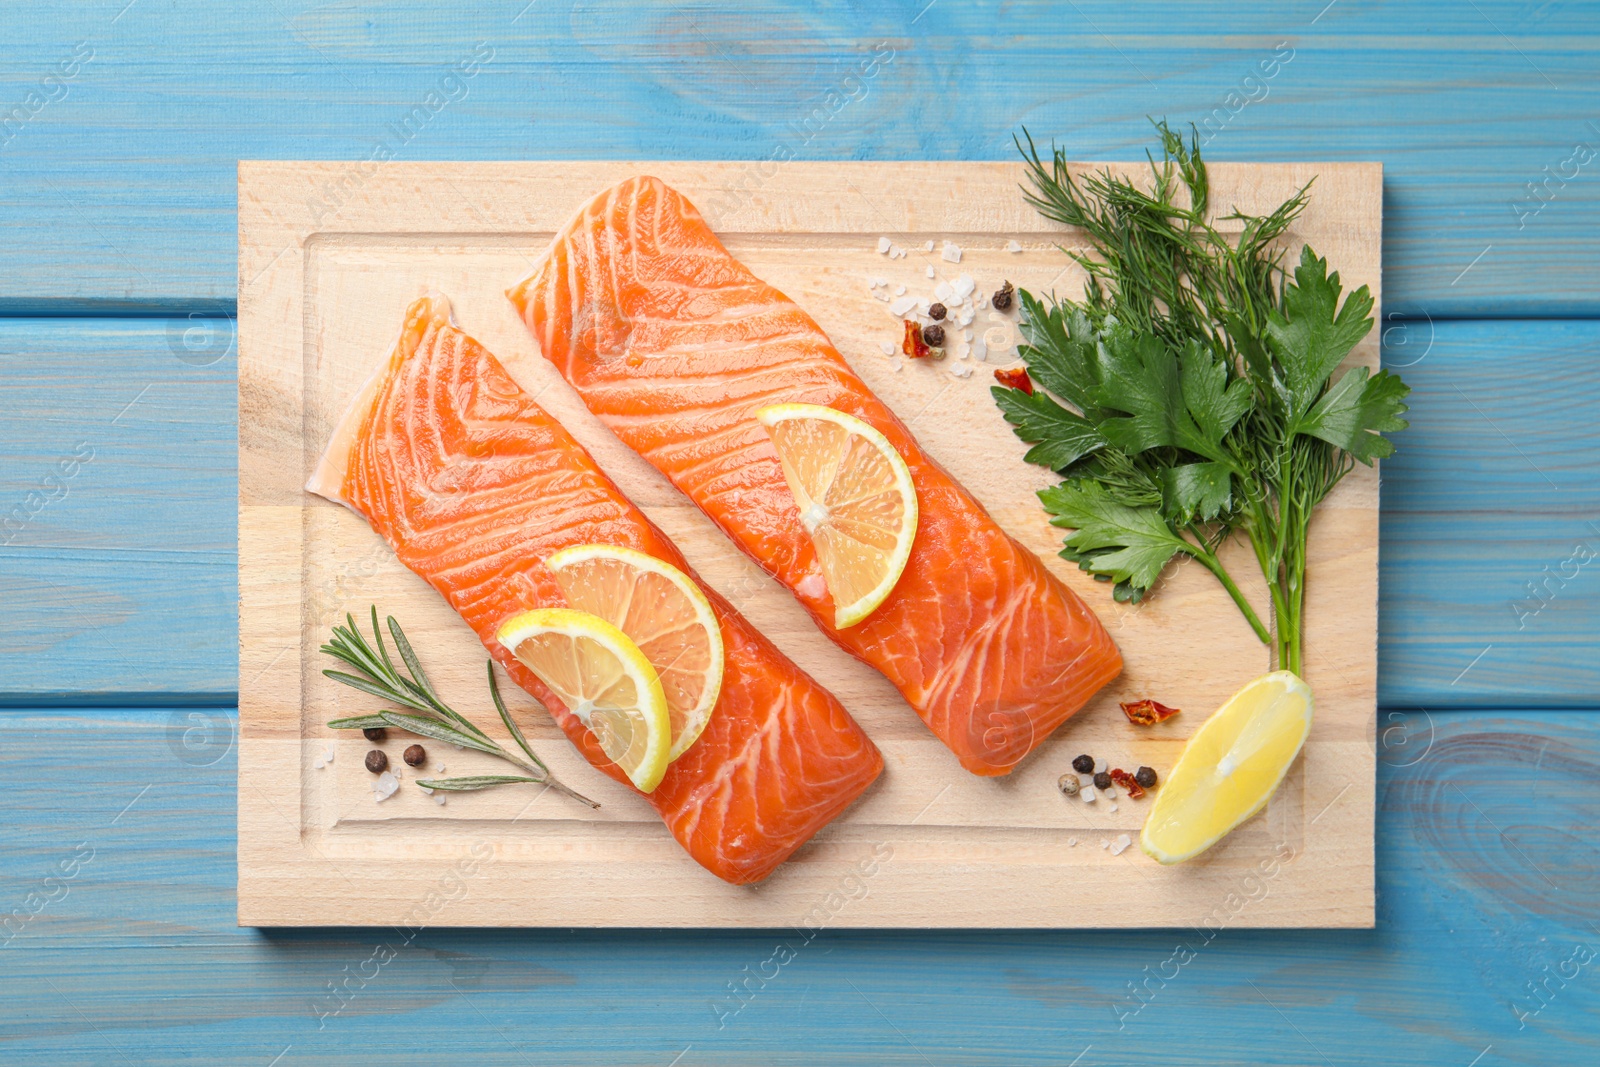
<box><xmin>322</xmin><ymin>608</ymin><xmax>599</xmax><ymax>809</ymax></box>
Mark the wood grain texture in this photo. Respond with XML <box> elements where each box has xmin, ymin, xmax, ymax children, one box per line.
<box><xmin>4</xmin><ymin>317</ymin><xmax>1597</xmax><ymax>708</ymax></box>
<box><xmin>2</xmin><ymin>1</ymin><xmax>1599</xmax><ymax>313</ymax></box>
<box><xmin>2</xmin><ymin>707</ymin><xmax>1594</xmax><ymax>1064</ymax></box>
<box><xmin>0</xmin><ymin>317</ymin><xmax>236</xmax><ymax>702</ymax></box>
<box><xmin>235</xmin><ymin>160</ymin><xmax>1378</xmax><ymax>927</ymax></box>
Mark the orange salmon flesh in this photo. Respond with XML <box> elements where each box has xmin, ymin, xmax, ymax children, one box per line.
<box><xmin>307</xmin><ymin>294</ymin><xmax>883</xmax><ymax>884</ymax></box>
<box><xmin>509</xmin><ymin>177</ymin><xmax>1123</xmax><ymax>775</ymax></box>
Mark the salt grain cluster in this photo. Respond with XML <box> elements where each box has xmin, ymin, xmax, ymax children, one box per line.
<box><xmin>866</xmin><ymin>236</ymin><xmax>1021</xmax><ymax>377</ymax></box>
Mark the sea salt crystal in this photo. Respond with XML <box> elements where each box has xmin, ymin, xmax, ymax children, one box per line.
<box><xmin>972</xmin><ymin>338</ymin><xmax>987</xmax><ymax>362</ymax></box>
<box><xmin>324</xmin><ymin>742</ymin><xmax>335</xmax><ymax>763</ymax></box>
<box><xmin>890</xmin><ymin>356</ymin><xmax>905</xmax><ymax>372</ymax></box>
<box><xmin>1005</xmin><ymin>239</ymin><xmax>1023</xmax><ymax>253</ymax></box>
<box><xmin>893</xmin><ymin>284</ymin><xmax>906</xmax><ymax>296</ymax></box>
<box><xmin>977</xmin><ymin>294</ymin><xmax>989</xmax><ymax>309</ymax></box>
<box><xmin>872</xmin><ymin>276</ymin><xmax>889</xmax><ymax>287</ymax></box>
<box><xmin>1101</xmin><ymin>840</ymin><xmax>1110</xmax><ymax>850</ymax></box>
<box><xmin>964</xmin><ymin>329</ymin><xmax>974</xmax><ymax>341</ymax></box>
<box><xmin>957</xmin><ymin>308</ymin><xmax>974</xmax><ymax>327</ymax></box>
<box><xmin>1108</xmin><ymin>803</ymin><xmax>1119</xmax><ymax>813</ymax></box>
<box><xmin>951</xmin><ymin>363</ymin><xmax>973</xmax><ymax>379</ymax></box>
<box><xmin>436</xmin><ymin>764</ymin><xmax>445</xmax><ymax>773</ymax></box>
<box><xmin>923</xmin><ymin>240</ymin><xmax>935</xmax><ymax>252</ymax></box>
<box><xmin>888</xmin><ymin>295</ymin><xmax>917</xmax><ymax>316</ymax></box>
<box><xmin>432</xmin><ymin>793</ymin><xmax>447</xmax><ymax>806</ymax></box>
<box><xmin>941</xmin><ymin>241</ymin><xmax>963</xmax><ymax>263</ymax></box>
<box><xmin>891</xmin><ymin>246</ymin><xmax>907</xmax><ymax>259</ymax></box>
<box><xmin>879</xmin><ymin>341</ymin><xmax>896</xmax><ymax>355</ymax></box>
<box><xmin>1104</xmin><ymin>787</ymin><xmax>1117</xmax><ymax>800</ymax></box>
<box><xmin>933</xmin><ymin>281</ymin><xmax>954</xmax><ymax>302</ymax></box>
<box><xmin>373</xmin><ymin>771</ymin><xmax>400</xmax><ymax>802</ymax></box>
<box><xmin>1081</xmin><ymin>785</ymin><xmax>1097</xmax><ymax>803</ymax></box>
<box><xmin>1068</xmin><ymin>837</ymin><xmax>1078</xmax><ymax>847</ymax></box>
<box><xmin>1110</xmin><ymin>834</ymin><xmax>1132</xmax><ymax>856</ymax></box>
<box><xmin>418</xmin><ymin>784</ymin><xmax>434</xmax><ymax>795</ymax></box>
<box><xmin>925</xmin><ymin>265</ymin><xmax>936</xmax><ymax>278</ymax></box>
<box><xmin>951</xmin><ymin>274</ymin><xmax>976</xmax><ymax>300</ymax></box>
<box><xmin>877</xmin><ymin>237</ymin><xmax>891</xmax><ymax>253</ymax></box>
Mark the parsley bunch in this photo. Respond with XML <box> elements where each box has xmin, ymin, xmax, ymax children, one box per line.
<box><xmin>995</xmin><ymin>122</ymin><xmax>1409</xmax><ymax>675</ymax></box>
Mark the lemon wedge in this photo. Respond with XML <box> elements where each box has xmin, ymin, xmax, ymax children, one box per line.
<box><xmin>1140</xmin><ymin>671</ymin><xmax>1314</xmax><ymax>864</ymax></box>
<box><xmin>495</xmin><ymin>607</ymin><xmax>671</xmax><ymax>793</ymax></box>
<box><xmin>755</xmin><ymin>403</ymin><xmax>918</xmax><ymax>628</ymax></box>
<box><xmin>544</xmin><ymin>544</ymin><xmax>724</xmax><ymax>761</ymax></box>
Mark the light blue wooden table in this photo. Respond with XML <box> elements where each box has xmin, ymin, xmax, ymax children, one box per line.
<box><xmin>3</xmin><ymin>3</ymin><xmax>1597</xmax><ymax>1063</ymax></box>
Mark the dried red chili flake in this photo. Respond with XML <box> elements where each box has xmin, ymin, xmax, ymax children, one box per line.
<box><xmin>901</xmin><ymin>319</ymin><xmax>931</xmax><ymax>359</ymax></box>
<box><xmin>993</xmin><ymin>366</ymin><xmax>1033</xmax><ymax>394</ymax></box>
<box><xmin>1109</xmin><ymin>767</ymin><xmax>1145</xmax><ymax>799</ymax></box>
<box><xmin>1120</xmin><ymin>699</ymin><xmax>1181</xmax><ymax>726</ymax></box>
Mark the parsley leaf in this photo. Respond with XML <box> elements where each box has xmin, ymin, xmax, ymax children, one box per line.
<box><xmin>1266</xmin><ymin>247</ymin><xmax>1376</xmax><ymax>418</ymax></box>
<box><xmin>992</xmin><ymin>386</ymin><xmax>1107</xmax><ymax>470</ymax></box>
<box><xmin>1038</xmin><ymin>481</ymin><xmax>1194</xmax><ymax>596</ymax></box>
<box><xmin>1296</xmin><ymin>366</ymin><xmax>1410</xmax><ymax>463</ymax></box>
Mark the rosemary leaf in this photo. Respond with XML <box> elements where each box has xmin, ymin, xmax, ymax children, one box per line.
<box><xmin>385</xmin><ymin>615</ymin><xmax>493</xmax><ymax>743</ymax></box>
<box><xmin>378</xmin><ymin>711</ymin><xmax>504</xmax><ymax>757</ymax></box>
<box><xmin>322</xmin><ymin>669</ymin><xmax>432</xmax><ymax>713</ymax></box>
<box><xmin>326</xmin><ymin>714</ymin><xmax>392</xmax><ymax>730</ymax></box>
<box><xmin>488</xmin><ymin>660</ymin><xmax>549</xmax><ymax>775</ymax></box>
<box><xmin>417</xmin><ymin>775</ymin><xmax>546</xmax><ymax>791</ymax></box>
<box><xmin>369</xmin><ymin>604</ymin><xmax>401</xmax><ymax>681</ymax></box>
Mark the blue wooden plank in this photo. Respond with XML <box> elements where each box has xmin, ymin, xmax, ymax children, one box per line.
<box><xmin>0</xmin><ymin>318</ymin><xmax>235</xmax><ymax>703</ymax></box>
<box><xmin>0</xmin><ymin>707</ymin><xmax>1594</xmax><ymax>1064</ymax></box>
<box><xmin>2</xmin><ymin>316</ymin><xmax>1595</xmax><ymax>706</ymax></box>
<box><xmin>1379</xmin><ymin>319</ymin><xmax>1600</xmax><ymax>707</ymax></box>
<box><xmin>2</xmin><ymin>1</ymin><xmax>1599</xmax><ymax>314</ymax></box>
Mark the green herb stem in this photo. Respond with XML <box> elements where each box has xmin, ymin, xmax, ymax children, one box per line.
<box><xmin>1184</xmin><ymin>537</ymin><xmax>1271</xmax><ymax>646</ymax></box>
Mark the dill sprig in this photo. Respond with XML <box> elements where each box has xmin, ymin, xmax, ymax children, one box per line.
<box><xmin>322</xmin><ymin>607</ymin><xmax>599</xmax><ymax>809</ymax></box>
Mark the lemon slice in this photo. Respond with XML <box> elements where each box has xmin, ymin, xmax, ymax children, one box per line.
<box><xmin>495</xmin><ymin>607</ymin><xmax>671</xmax><ymax>793</ymax></box>
<box><xmin>755</xmin><ymin>403</ymin><xmax>918</xmax><ymax>628</ymax></box>
<box><xmin>1140</xmin><ymin>671</ymin><xmax>1314</xmax><ymax>865</ymax></box>
<box><xmin>545</xmin><ymin>544</ymin><xmax>724</xmax><ymax>761</ymax></box>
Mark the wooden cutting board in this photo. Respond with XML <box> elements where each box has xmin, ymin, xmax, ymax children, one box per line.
<box><xmin>238</xmin><ymin>160</ymin><xmax>1380</xmax><ymax>928</ymax></box>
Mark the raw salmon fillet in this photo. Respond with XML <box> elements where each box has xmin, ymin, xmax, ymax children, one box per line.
<box><xmin>307</xmin><ymin>294</ymin><xmax>882</xmax><ymax>884</ymax></box>
<box><xmin>508</xmin><ymin>177</ymin><xmax>1123</xmax><ymax>776</ymax></box>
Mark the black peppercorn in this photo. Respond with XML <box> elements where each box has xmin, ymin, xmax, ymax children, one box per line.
<box><xmin>921</xmin><ymin>324</ymin><xmax>945</xmax><ymax>348</ymax></box>
<box><xmin>992</xmin><ymin>280</ymin><xmax>1015</xmax><ymax>311</ymax></box>
<box><xmin>403</xmin><ymin>744</ymin><xmax>427</xmax><ymax>767</ymax></box>
<box><xmin>364</xmin><ymin>749</ymin><xmax>389</xmax><ymax>774</ymax></box>
<box><xmin>1135</xmin><ymin>766</ymin><xmax>1158</xmax><ymax>789</ymax></box>
<box><xmin>1093</xmin><ymin>771</ymin><xmax>1112</xmax><ymax>791</ymax></box>
<box><xmin>1071</xmin><ymin>754</ymin><xmax>1095</xmax><ymax>775</ymax></box>
<box><xmin>928</xmin><ymin>302</ymin><xmax>948</xmax><ymax>321</ymax></box>
<box><xmin>363</xmin><ymin>727</ymin><xmax>387</xmax><ymax>742</ymax></box>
